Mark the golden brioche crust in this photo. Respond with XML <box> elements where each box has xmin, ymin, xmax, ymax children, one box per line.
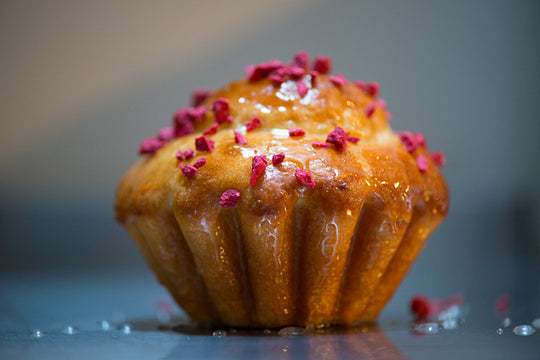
<box><xmin>115</xmin><ymin>72</ymin><xmax>448</xmax><ymax>327</ymax></box>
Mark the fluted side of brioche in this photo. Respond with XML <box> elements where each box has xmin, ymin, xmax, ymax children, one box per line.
<box><xmin>115</xmin><ymin>76</ymin><xmax>448</xmax><ymax>327</ymax></box>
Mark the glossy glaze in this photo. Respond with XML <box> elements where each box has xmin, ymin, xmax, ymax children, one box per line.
<box><xmin>115</xmin><ymin>76</ymin><xmax>448</xmax><ymax>327</ymax></box>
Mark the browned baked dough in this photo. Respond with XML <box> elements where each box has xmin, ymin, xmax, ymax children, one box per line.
<box><xmin>115</xmin><ymin>68</ymin><xmax>448</xmax><ymax>328</ymax></box>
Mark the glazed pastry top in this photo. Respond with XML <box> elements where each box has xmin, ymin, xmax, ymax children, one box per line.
<box><xmin>116</xmin><ymin>53</ymin><xmax>448</xmax><ymax>228</ymax></box>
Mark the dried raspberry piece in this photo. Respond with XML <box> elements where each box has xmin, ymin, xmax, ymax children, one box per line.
<box><xmin>219</xmin><ymin>189</ymin><xmax>241</xmax><ymax>208</ymax></box>
<box><xmin>268</xmin><ymin>73</ymin><xmax>285</xmax><ymax>85</ymax></box>
<box><xmin>182</xmin><ymin>165</ymin><xmax>197</xmax><ymax>179</ymax></box>
<box><xmin>410</xmin><ymin>295</ymin><xmax>433</xmax><ymax>321</ymax></box>
<box><xmin>365</xmin><ymin>102</ymin><xmax>376</xmax><ymax>118</ymax></box>
<box><xmin>399</xmin><ymin>131</ymin><xmax>426</xmax><ymax>153</ymax></box>
<box><xmin>234</xmin><ymin>131</ymin><xmax>247</xmax><ymax>145</ymax></box>
<box><xmin>430</xmin><ymin>151</ymin><xmax>446</xmax><ymax>167</ymax></box>
<box><xmin>297</xmin><ymin>81</ymin><xmax>309</xmax><ymax>98</ymax></box>
<box><xmin>326</xmin><ymin>127</ymin><xmax>347</xmax><ymax>152</ymax></box>
<box><xmin>173</xmin><ymin>114</ymin><xmax>195</xmax><ymax>137</ymax></box>
<box><xmin>495</xmin><ymin>294</ymin><xmax>511</xmax><ymax>318</ymax></box>
<box><xmin>173</xmin><ymin>106</ymin><xmax>206</xmax><ymax>137</ymax></box>
<box><xmin>157</xmin><ymin>127</ymin><xmax>175</xmax><ymax>141</ymax></box>
<box><xmin>272</xmin><ymin>152</ymin><xmax>285</xmax><ymax>165</ymax></box>
<box><xmin>290</xmin><ymin>51</ymin><xmax>309</xmax><ymax>71</ymax></box>
<box><xmin>354</xmin><ymin>81</ymin><xmax>380</xmax><ymax>97</ymax></box>
<box><xmin>177</xmin><ymin>162</ymin><xmax>184</xmax><ymax>170</ymax></box>
<box><xmin>312</xmin><ymin>141</ymin><xmax>330</xmax><ymax>148</ymax></box>
<box><xmin>289</xmin><ymin>128</ymin><xmax>305</xmax><ymax>137</ymax></box>
<box><xmin>310</xmin><ymin>71</ymin><xmax>318</xmax><ymax>87</ymax></box>
<box><xmin>411</xmin><ymin>293</ymin><xmax>464</xmax><ymax>321</ymax></box>
<box><xmin>246</xmin><ymin>59</ymin><xmax>284</xmax><ymax>82</ymax></box>
<box><xmin>202</xmin><ymin>123</ymin><xmax>219</xmax><ymax>136</ymax></box>
<box><xmin>295</xmin><ymin>169</ymin><xmax>315</xmax><ymax>188</ymax></box>
<box><xmin>191</xmin><ymin>106</ymin><xmax>207</xmax><ymax>122</ymax></box>
<box><xmin>191</xmin><ymin>89</ymin><xmax>213</xmax><ymax>107</ymax></box>
<box><xmin>249</xmin><ymin>155</ymin><xmax>268</xmax><ymax>186</ymax></box>
<box><xmin>193</xmin><ymin>156</ymin><xmax>207</xmax><ymax>168</ymax></box>
<box><xmin>183</xmin><ymin>149</ymin><xmax>195</xmax><ymax>160</ymax></box>
<box><xmin>417</xmin><ymin>155</ymin><xmax>428</xmax><ymax>172</ymax></box>
<box><xmin>312</xmin><ymin>56</ymin><xmax>332</xmax><ymax>75</ymax></box>
<box><xmin>285</xmin><ymin>66</ymin><xmax>305</xmax><ymax>79</ymax></box>
<box><xmin>330</xmin><ymin>73</ymin><xmax>347</xmax><ymax>86</ymax></box>
<box><xmin>139</xmin><ymin>137</ymin><xmax>165</xmax><ymax>155</ymax></box>
<box><xmin>212</xmin><ymin>98</ymin><xmax>231</xmax><ymax>124</ymax></box>
<box><xmin>246</xmin><ymin>117</ymin><xmax>262</xmax><ymax>132</ymax></box>
<box><xmin>347</xmin><ymin>136</ymin><xmax>360</xmax><ymax>144</ymax></box>
<box><xmin>175</xmin><ymin>148</ymin><xmax>195</xmax><ymax>161</ymax></box>
<box><xmin>195</xmin><ymin>136</ymin><xmax>215</xmax><ymax>152</ymax></box>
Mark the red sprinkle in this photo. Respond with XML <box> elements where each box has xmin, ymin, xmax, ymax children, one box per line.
<box><xmin>219</xmin><ymin>189</ymin><xmax>241</xmax><ymax>208</ymax></box>
<box><xmin>326</xmin><ymin>127</ymin><xmax>347</xmax><ymax>152</ymax></box>
<box><xmin>195</xmin><ymin>136</ymin><xmax>215</xmax><ymax>152</ymax></box>
<box><xmin>430</xmin><ymin>151</ymin><xmax>446</xmax><ymax>167</ymax></box>
<box><xmin>191</xmin><ymin>89</ymin><xmax>213</xmax><ymax>107</ymax></box>
<box><xmin>202</xmin><ymin>123</ymin><xmax>219</xmax><ymax>136</ymax></box>
<box><xmin>399</xmin><ymin>131</ymin><xmax>426</xmax><ymax>153</ymax></box>
<box><xmin>139</xmin><ymin>137</ymin><xmax>165</xmax><ymax>155</ymax></box>
<box><xmin>347</xmin><ymin>136</ymin><xmax>360</xmax><ymax>144</ymax></box>
<box><xmin>312</xmin><ymin>141</ymin><xmax>330</xmax><ymax>148</ymax></box>
<box><xmin>354</xmin><ymin>81</ymin><xmax>380</xmax><ymax>97</ymax></box>
<box><xmin>295</xmin><ymin>169</ymin><xmax>316</xmax><ymax>188</ymax></box>
<box><xmin>193</xmin><ymin>156</ymin><xmax>207</xmax><ymax>168</ymax></box>
<box><xmin>234</xmin><ymin>131</ymin><xmax>247</xmax><ymax>145</ymax></box>
<box><xmin>312</xmin><ymin>56</ymin><xmax>332</xmax><ymax>75</ymax></box>
<box><xmin>330</xmin><ymin>73</ymin><xmax>347</xmax><ymax>86</ymax></box>
<box><xmin>289</xmin><ymin>128</ymin><xmax>306</xmax><ymax>137</ymax></box>
<box><xmin>365</xmin><ymin>102</ymin><xmax>376</xmax><ymax>118</ymax></box>
<box><xmin>290</xmin><ymin>51</ymin><xmax>309</xmax><ymax>71</ymax></box>
<box><xmin>246</xmin><ymin>59</ymin><xmax>284</xmax><ymax>82</ymax></box>
<box><xmin>272</xmin><ymin>152</ymin><xmax>285</xmax><ymax>165</ymax></box>
<box><xmin>212</xmin><ymin>98</ymin><xmax>232</xmax><ymax>124</ymax></box>
<box><xmin>297</xmin><ymin>81</ymin><xmax>309</xmax><ymax>98</ymax></box>
<box><xmin>178</xmin><ymin>162</ymin><xmax>184</xmax><ymax>170</ymax></box>
<box><xmin>417</xmin><ymin>155</ymin><xmax>428</xmax><ymax>172</ymax></box>
<box><xmin>246</xmin><ymin>117</ymin><xmax>262</xmax><ymax>132</ymax></box>
<box><xmin>157</xmin><ymin>127</ymin><xmax>175</xmax><ymax>141</ymax></box>
<box><xmin>249</xmin><ymin>155</ymin><xmax>268</xmax><ymax>186</ymax></box>
<box><xmin>182</xmin><ymin>165</ymin><xmax>197</xmax><ymax>179</ymax></box>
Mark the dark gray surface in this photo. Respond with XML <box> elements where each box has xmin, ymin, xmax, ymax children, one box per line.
<box><xmin>1</xmin><ymin>271</ymin><xmax>539</xmax><ymax>360</ymax></box>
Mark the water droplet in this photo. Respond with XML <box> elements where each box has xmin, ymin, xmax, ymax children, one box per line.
<box><xmin>62</xmin><ymin>325</ymin><xmax>78</xmax><ymax>335</ymax></box>
<box><xmin>413</xmin><ymin>322</ymin><xmax>440</xmax><ymax>335</ymax></box>
<box><xmin>30</xmin><ymin>329</ymin><xmax>45</xmax><ymax>339</ymax></box>
<box><xmin>502</xmin><ymin>317</ymin><xmax>512</xmax><ymax>328</ymax></box>
<box><xmin>278</xmin><ymin>326</ymin><xmax>306</xmax><ymax>336</ymax></box>
<box><xmin>212</xmin><ymin>330</ymin><xmax>227</xmax><ymax>337</ymax></box>
<box><xmin>101</xmin><ymin>320</ymin><xmax>111</xmax><ymax>331</ymax></box>
<box><xmin>513</xmin><ymin>325</ymin><xmax>536</xmax><ymax>336</ymax></box>
<box><xmin>496</xmin><ymin>328</ymin><xmax>503</xmax><ymax>335</ymax></box>
<box><xmin>121</xmin><ymin>324</ymin><xmax>132</xmax><ymax>334</ymax></box>
<box><xmin>532</xmin><ymin>318</ymin><xmax>540</xmax><ymax>329</ymax></box>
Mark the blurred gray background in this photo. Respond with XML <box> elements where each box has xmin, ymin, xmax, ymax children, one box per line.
<box><xmin>1</xmin><ymin>0</ymin><xmax>539</xmax><ymax>326</ymax></box>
